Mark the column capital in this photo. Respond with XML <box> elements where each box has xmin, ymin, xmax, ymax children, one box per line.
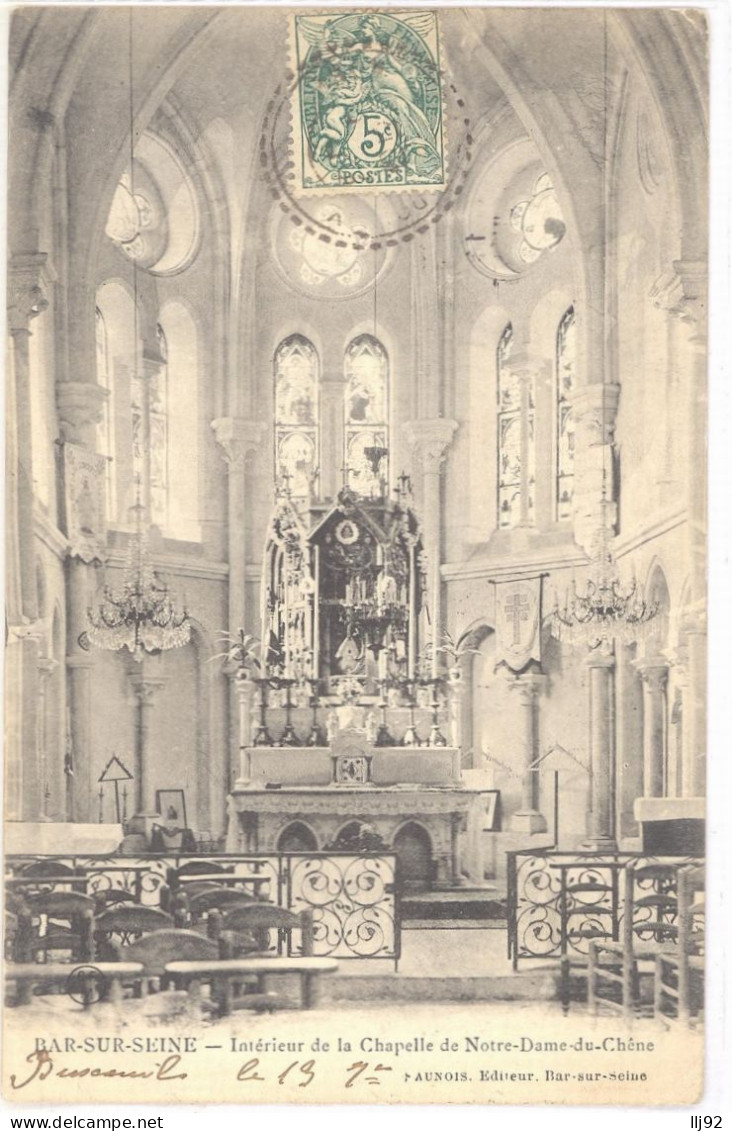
<box><xmin>570</xmin><ymin>383</ymin><xmax>621</xmax><ymax>441</ymax></box>
<box><xmin>402</xmin><ymin>418</ymin><xmax>458</xmax><ymax>472</ymax></box>
<box><xmin>56</xmin><ymin>381</ymin><xmax>108</xmax><ymax>445</ymax></box>
<box><xmin>128</xmin><ymin>671</ymin><xmax>166</xmax><ymax>704</ymax></box>
<box><xmin>66</xmin><ymin>653</ymin><xmax>96</xmax><ymax>671</ymax></box>
<box><xmin>7</xmin><ymin>252</ymin><xmax>50</xmax><ymax>334</ymax></box>
<box><xmin>6</xmin><ymin>619</ymin><xmax>46</xmax><ymax>645</ymax></box>
<box><xmin>584</xmin><ymin>647</ymin><xmax>616</xmax><ymax>670</ymax></box>
<box><xmin>651</xmin><ymin>260</ymin><xmax>707</xmax><ymax>329</ymax></box>
<box><xmin>508</xmin><ymin>671</ymin><xmax>547</xmax><ymax>704</ymax></box>
<box><xmin>633</xmin><ymin>657</ymin><xmax>670</xmax><ymax>691</ymax></box>
<box><xmin>211</xmin><ymin>417</ymin><xmax>267</xmax><ymax>471</ymax></box>
<box><xmin>680</xmin><ymin>606</ymin><xmax>707</xmax><ymax>637</ymax></box>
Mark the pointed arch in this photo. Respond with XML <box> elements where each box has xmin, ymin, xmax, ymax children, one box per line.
<box><xmin>274</xmin><ymin>334</ymin><xmax>319</xmax><ymax>503</ymax></box>
<box><xmin>344</xmin><ymin>334</ymin><xmax>389</xmax><ymax>497</ymax></box>
<box><xmin>277</xmin><ymin>821</ymin><xmax>319</xmax><ymax>853</ymax></box>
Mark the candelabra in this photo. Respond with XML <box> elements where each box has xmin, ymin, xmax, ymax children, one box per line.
<box><xmin>551</xmin><ymin>492</ymin><xmax>658</xmax><ymax>649</ymax></box>
<box><xmin>85</xmin><ymin>493</ymin><xmax>190</xmax><ymax>661</ymax></box>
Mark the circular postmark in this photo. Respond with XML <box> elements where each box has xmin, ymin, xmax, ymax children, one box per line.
<box><xmin>64</xmin><ymin>964</ymin><xmax>107</xmax><ymax>1006</ymax></box>
<box><xmin>260</xmin><ymin>13</ymin><xmax>474</xmax><ymax>254</ymax></box>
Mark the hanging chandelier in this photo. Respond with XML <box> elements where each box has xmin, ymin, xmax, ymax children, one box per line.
<box><xmin>550</xmin><ymin>486</ymin><xmax>658</xmax><ymax>650</ymax></box>
<box><xmin>85</xmin><ymin>494</ymin><xmax>190</xmax><ymax>662</ymax></box>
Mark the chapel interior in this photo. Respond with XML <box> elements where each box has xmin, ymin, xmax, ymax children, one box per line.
<box><xmin>4</xmin><ymin>7</ymin><xmax>708</xmax><ymax>1014</ymax></box>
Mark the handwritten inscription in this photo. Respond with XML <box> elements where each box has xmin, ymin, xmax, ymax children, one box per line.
<box><xmin>10</xmin><ymin>1050</ymin><xmax>394</xmax><ymax>1094</ymax></box>
<box><xmin>11</xmin><ymin>1051</ymin><xmax>188</xmax><ymax>1091</ymax></box>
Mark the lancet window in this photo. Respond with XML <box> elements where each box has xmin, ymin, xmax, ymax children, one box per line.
<box><xmin>497</xmin><ymin>323</ymin><xmax>535</xmax><ymax>528</ymax></box>
<box><xmin>344</xmin><ymin>335</ymin><xmax>389</xmax><ymax>498</ymax></box>
<box><xmin>95</xmin><ymin>306</ymin><xmax>115</xmax><ymax>517</ymax></box>
<box><xmin>149</xmin><ymin>324</ymin><xmax>169</xmax><ymax>528</ymax></box>
<box><xmin>274</xmin><ymin>335</ymin><xmax>319</xmax><ymax>504</ymax></box>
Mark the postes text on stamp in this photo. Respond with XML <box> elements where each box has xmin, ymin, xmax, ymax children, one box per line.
<box><xmin>292</xmin><ymin>11</ymin><xmax>446</xmax><ymax>193</ymax></box>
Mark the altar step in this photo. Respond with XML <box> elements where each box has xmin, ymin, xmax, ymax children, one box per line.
<box><xmin>401</xmin><ymin>886</ymin><xmax>507</xmax><ymax>927</ymax></box>
<box><xmin>322</xmin><ymin>968</ymin><xmax>557</xmax><ymax>1004</ymax></box>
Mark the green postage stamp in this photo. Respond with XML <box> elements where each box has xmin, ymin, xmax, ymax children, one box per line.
<box><xmin>292</xmin><ymin>11</ymin><xmax>447</xmax><ymax>192</ymax></box>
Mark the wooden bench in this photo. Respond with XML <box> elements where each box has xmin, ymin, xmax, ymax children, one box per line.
<box><xmin>5</xmin><ymin>962</ymin><xmax>144</xmax><ymax>1008</ymax></box>
<box><xmin>165</xmin><ymin>957</ymin><xmax>339</xmax><ymax>1014</ymax></box>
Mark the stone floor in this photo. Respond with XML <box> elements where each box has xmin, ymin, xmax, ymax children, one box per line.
<box><xmin>346</xmin><ymin>925</ymin><xmax>526</xmax><ymax>977</ymax></box>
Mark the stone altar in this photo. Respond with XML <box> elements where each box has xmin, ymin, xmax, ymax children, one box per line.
<box><xmin>226</xmin><ymin>729</ymin><xmax>491</xmax><ymax>887</ymax></box>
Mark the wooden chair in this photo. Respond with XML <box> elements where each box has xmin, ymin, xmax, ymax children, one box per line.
<box><xmin>185</xmin><ymin>885</ymin><xmax>257</xmax><ymax>929</ymax></box>
<box><xmin>587</xmin><ymin>861</ymin><xmax>681</xmax><ymax>1019</ymax></box>
<box><xmin>177</xmin><ymin>860</ymin><xmax>232</xmax><ymax>876</ymax></box>
<box><xmin>7</xmin><ymin>860</ymin><xmax>87</xmax><ymax>898</ymax></box>
<box><xmin>112</xmin><ymin>928</ymin><xmax>258</xmax><ymax>1008</ymax></box>
<box><xmin>113</xmin><ymin>928</ymin><xmax>220</xmax><ymax>994</ymax></box>
<box><xmin>23</xmin><ymin>891</ymin><xmax>96</xmax><ymax>963</ymax></box>
<box><xmin>93</xmin><ymin>904</ymin><xmax>174</xmax><ymax>960</ymax></box>
<box><xmin>91</xmin><ymin>889</ymin><xmax>139</xmax><ymax>912</ymax></box>
<box><xmin>4</xmin><ymin>910</ymin><xmax>19</xmax><ymax>961</ymax></box>
<box><xmin>220</xmin><ymin>904</ymin><xmax>314</xmax><ymax>957</ymax></box>
<box><xmin>653</xmin><ymin>865</ymin><xmax>705</xmax><ymax>1024</ymax></box>
<box><xmin>169</xmin><ymin>862</ymin><xmax>233</xmax><ymax>891</ymax></box>
<box><xmin>20</xmin><ymin>860</ymin><xmax>81</xmax><ymax>879</ymax></box>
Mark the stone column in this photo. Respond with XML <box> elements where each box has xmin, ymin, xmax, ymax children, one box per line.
<box><xmin>212</xmin><ymin>417</ymin><xmax>266</xmax><ymax>789</ymax></box>
<box><xmin>652</xmin><ymin>262</ymin><xmax>707</xmax><ymax>796</ymax></box>
<box><xmin>447</xmin><ymin>669</ymin><xmax>465</xmax><ymax>751</ymax></box>
<box><xmin>634</xmin><ymin>658</ymin><xmax>669</xmax><ymax>798</ymax></box>
<box><xmin>57</xmin><ymin>380</ymin><xmax>108</xmax><ymax>824</ymax></box>
<box><xmin>5</xmin><ymin>626</ymin><xmax>46</xmax><ymax>821</ymax></box>
<box><xmin>679</xmin><ymin>612</ymin><xmax>706</xmax><ymax>796</ymax></box>
<box><xmin>36</xmin><ymin>657</ymin><xmax>59</xmax><ymax>819</ymax></box>
<box><xmin>403</xmin><ymin>419</ymin><xmax>458</xmax><ymax>676</ymax></box>
<box><xmin>6</xmin><ymin>255</ymin><xmax>50</xmax><ymax>823</ymax></box>
<box><xmin>678</xmin><ymin>264</ymin><xmax>707</xmax><ymax>799</ymax></box>
<box><xmin>232</xmin><ymin>669</ymin><xmax>256</xmax><ymax>788</ymax></box>
<box><xmin>128</xmin><ymin>670</ymin><xmax>166</xmax><ymax>814</ymax></box>
<box><xmin>584</xmin><ymin>648</ymin><xmax>618</xmax><ymax>851</ymax></box>
<box><xmin>570</xmin><ymin>383</ymin><xmax>621</xmax><ymax>557</ymax></box>
<box><xmin>509</xmin><ymin>672</ymin><xmax>547</xmax><ymax>833</ymax></box>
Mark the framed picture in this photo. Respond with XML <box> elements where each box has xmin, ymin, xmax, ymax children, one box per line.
<box><xmin>482</xmin><ymin>790</ymin><xmax>500</xmax><ymax>832</ymax></box>
<box><xmin>155</xmin><ymin>789</ymin><xmax>187</xmax><ymax>830</ymax></box>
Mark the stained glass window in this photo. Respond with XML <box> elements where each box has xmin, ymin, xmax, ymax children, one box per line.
<box><xmin>274</xmin><ymin>335</ymin><xmax>319</xmax><ymax>503</ymax></box>
<box><xmin>149</xmin><ymin>324</ymin><xmax>169</xmax><ymax>528</ymax></box>
<box><xmin>556</xmin><ymin>306</ymin><xmax>576</xmax><ymax>520</ymax></box>
<box><xmin>497</xmin><ymin>323</ymin><xmax>535</xmax><ymax>529</ymax></box>
<box><xmin>95</xmin><ymin>307</ymin><xmax>114</xmax><ymax>516</ymax></box>
<box><xmin>344</xmin><ymin>335</ymin><xmax>388</xmax><ymax>498</ymax></box>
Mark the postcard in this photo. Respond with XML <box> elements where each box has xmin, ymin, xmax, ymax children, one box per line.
<box><xmin>3</xmin><ymin>2</ymin><xmax>713</xmax><ymax>1109</ymax></box>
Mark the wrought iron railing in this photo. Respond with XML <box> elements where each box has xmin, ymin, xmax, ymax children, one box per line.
<box><xmin>506</xmin><ymin>849</ymin><xmax>703</xmax><ymax>972</ymax></box>
<box><xmin>5</xmin><ymin>852</ymin><xmax>400</xmax><ymax>965</ymax></box>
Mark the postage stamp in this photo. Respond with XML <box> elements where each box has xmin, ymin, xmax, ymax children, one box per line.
<box><xmin>291</xmin><ymin>11</ymin><xmax>447</xmax><ymax>192</ymax></box>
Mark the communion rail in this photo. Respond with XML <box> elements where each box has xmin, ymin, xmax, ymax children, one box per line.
<box><xmin>5</xmin><ymin>852</ymin><xmax>400</xmax><ymax>965</ymax></box>
<box><xmin>506</xmin><ymin>848</ymin><xmax>704</xmax><ymax>971</ymax></box>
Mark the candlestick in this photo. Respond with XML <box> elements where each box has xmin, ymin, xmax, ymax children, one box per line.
<box><xmin>253</xmin><ymin>678</ymin><xmax>273</xmax><ymax>746</ymax></box>
<box><xmin>280</xmin><ymin>678</ymin><xmax>301</xmax><ymax>746</ymax></box>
